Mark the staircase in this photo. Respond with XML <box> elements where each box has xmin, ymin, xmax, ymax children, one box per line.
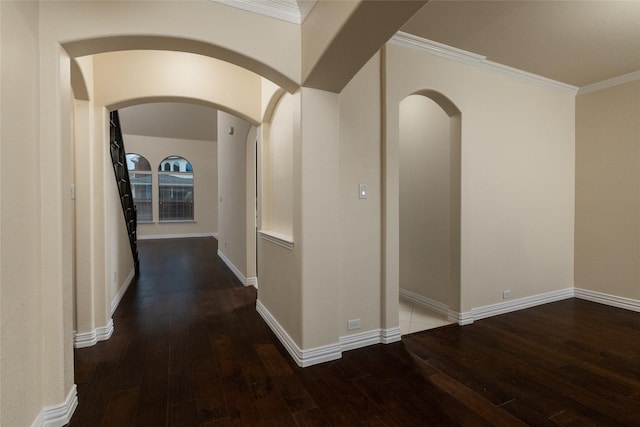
<box><xmin>109</xmin><ymin>110</ymin><xmax>140</xmax><ymax>274</ymax></box>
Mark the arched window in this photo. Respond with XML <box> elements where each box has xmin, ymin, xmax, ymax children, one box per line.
<box><xmin>125</xmin><ymin>153</ymin><xmax>153</xmax><ymax>222</ymax></box>
<box><xmin>158</xmin><ymin>156</ymin><xmax>194</xmax><ymax>221</ymax></box>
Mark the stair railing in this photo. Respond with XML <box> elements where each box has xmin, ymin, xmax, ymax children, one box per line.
<box><xmin>109</xmin><ymin>110</ymin><xmax>140</xmax><ymax>275</ymax></box>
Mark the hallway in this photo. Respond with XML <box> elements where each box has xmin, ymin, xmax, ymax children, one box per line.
<box><xmin>70</xmin><ymin>238</ymin><xmax>640</xmax><ymax>426</ymax></box>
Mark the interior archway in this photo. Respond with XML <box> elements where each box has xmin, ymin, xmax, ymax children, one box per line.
<box><xmin>398</xmin><ymin>91</ymin><xmax>461</xmax><ymax>334</ymax></box>
<box><xmin>63</xmin><ymin>35</ymin><xmax>299</xmax><ymax>93</ymax></box>
<box><xmin>70</xmin><ymin>44</ymin><xmax>275</xmax><ymax>350</ymax></box>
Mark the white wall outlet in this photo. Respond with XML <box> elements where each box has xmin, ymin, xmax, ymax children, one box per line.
<box><xmin>358</xmin><ymin>184</ymin><xmax>367</xmax><ymax>199</ymax></box>
<box><xmin>347</xmin><ymin>319</ymin><xmax>360</xmax><ymax>330</ymax></box>
<box><xmin>503</xmin><ymin>290</ymin><xmax>511</xmax><ymax>299</ymax></box>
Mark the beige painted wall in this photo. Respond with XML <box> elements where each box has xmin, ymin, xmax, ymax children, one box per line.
<box><xmin>385</xmin><ymin>43</ymin><xmax>575</xmax><ymax>314</ymax></box>
<box><xmin>217</xmin><ymin>111</ymin><xmax>251</xmax><ymax>278</ymax></box>
<box><xmin>0</xmin><ymin>2</ymin><xmax>44</xmax><ymax>425</ymax></box>
<box><xmin>299</xmin><ymin>88</ymin><xmax>341</xmax><ymax>348</ymax></box>
<box><xmin>257</xmin><ymin>91</ymin><xmax>302</xmax><ymax>346</ymax></box>
<box><xmin>337</xmin><ymin>53</ymin><xmax>382</xmax><ymax>337</ymax></box>
<box><xmin>92</xmin><ymin>50</ymin><xmax>262</xmax><ymax>124</ymax></box>
<box><xmin>124</xmin><ymin>134</ymin><xmax>218</xmax><ymax>239</ymax></box>
<box><xmin>399</xmin><ymin>95</ymin><xmax>451</xmax><ymax>304</ymax></box>
<box><xmin>575</xmin><ymin>81</ymin><xmax>640</xmax><ymax>299</ymax></box>
<box><xmin>263</xmin><ymin>93</ymin><xmax>294</xmax><ymax>236</ymax></box>
<box><xmin>257</xmin><ymin>237</ymin><xmax>302</xmax><ymax>344</ymax></box>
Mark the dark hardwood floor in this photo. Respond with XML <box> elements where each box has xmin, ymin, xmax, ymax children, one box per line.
<box><xmin>70</xmin><ymin>237</ymin><xmax>640</xmax><ymax>426</ymax></box>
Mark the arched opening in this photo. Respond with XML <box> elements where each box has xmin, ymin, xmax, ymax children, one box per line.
<box><xmin>69</xmin><ymin>40</ymin><xmax>286</xmax><ymax>353</ymax></box>
<box><xmin>398</xmin><ymin>91</ymin><xmax>461</xmax><ymax>335</ymax></box>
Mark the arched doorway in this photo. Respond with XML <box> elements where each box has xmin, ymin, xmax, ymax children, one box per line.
<box><xmin>398</xmin><ymin>91</ymin><xmax>461</xmax><ymax>334</ymax></box>
<box><xmin>69</xmin><ymin>45</ymin><xmax>289</xmax><ymax>349</ymax></box>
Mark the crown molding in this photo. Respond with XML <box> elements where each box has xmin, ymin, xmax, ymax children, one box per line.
<box><xmin>298</xmin><ymin>0</ymin><xmax>317</xmax><ymax>23</ymax></box>
<box><xmin>210</xmin><ymin>0</ymin><xmax>317</xmax><ymax>25</ymax></box>
<box><xmin>390</xmin><ymin>32</ymin><xmax>579</xmax><ymax>96</ymax></box>
<box><xmin>390</xmin><ymin>32</ymin><xmax>486</xmax><ymax>66</ymax></box>
<box><xmin>578</xmin><ymin>70</ymin><xmax>640</xmax><ymax>95</ymax></box>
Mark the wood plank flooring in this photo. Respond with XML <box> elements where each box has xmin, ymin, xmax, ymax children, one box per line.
<box><xmin>69</xmin><ymin>237</ymin><xmax>640</xmax><ymax>426</ymax></box>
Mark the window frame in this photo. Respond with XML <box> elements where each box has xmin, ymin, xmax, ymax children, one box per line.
<box><xmin>157</xmin><ymin>156</ymin><xmax>194</xmax><ymax>222</ymax></box>
<box><xmin>125</xmin><ymin>153</ymin><xmax>153</xmax><ymax>223</ymax></box>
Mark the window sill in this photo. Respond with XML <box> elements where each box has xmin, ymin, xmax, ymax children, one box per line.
<box><xmin>158</xmin><ymin>220</ymin><xmax>196</xmax><ymax>224</ymax></box>
<box><xmin>258</xmin><ymin>230</ymin><xmax>294</xmax><ymax>250</ymax></box>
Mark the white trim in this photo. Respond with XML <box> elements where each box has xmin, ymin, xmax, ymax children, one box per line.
<box><xmin>454</xmin><ymin>310</ymin><xmax>475</xmax><ymax>326</ymax></box>
<box><xmin>381</xmin><ymin>327</ymin><xmax>402</xmax><ymax>344</ymax></box>
<box><xmin>73</xmin><ymin>319</ymin><xmax>114</xmax><ymax>349</ymax></box>
<box><xmin>246</xmin><ymin>276</ymin><xmax>259</xmax><ymax>289</ymax></box>
<box><xmin>337</xmin><ymin>328</ymin><xmax>403</xmax><ymax>348</ymax></box>
<box><xmin>138</xmin><ymin>232</ymin><xmax>215</xmax><ymax>240</ymax></box>
<box><xmin>340</xmin><ymin>329</ymin><xmax>384</xmax><ymax>352</ymax></box>
<box><xmin>575</xmin><ymin>288</ymin><xmax>640</xmax><ymax>312</ymax></box>
<box><xmin>400</xmin><ymin>288</ymin><xmax>449</xmax><ymax>317</ymax></box>
<box><xmin>217</xmin><ymin>249</ymin><xmax>256</xmax><ymax>287</ymax></box>
<box><xmin>31</xmin><ymin>385</ymin><xmax>78</xmax><ymax>427</ymax></box>
<box><xmin>400</xmin><ymin>287</ymin><xmax>467</xmax><ymax>325</ymax></box>
<box><xmin>578</xmin><ymin>70</ymin><xmax>640</xmax><ymax>95</ymax></box>
<box><xmin>477</xmin><ymin>60</ymin><xmax>578</xmax><ymax>95</ymax></box>
<box><xmin>390</xmin><ymin>32</ymin><xmax>486</xmax><ymax>66</ymax></box>
<box><xmin>390</xmin><ymin>32</ymin><xmax>579</xmax><ymax>95</ymax></box>
<box><xmin>209</xmin><ymin>0</ymin><xmax>306</xmax><ymax>24</ymax></box>
<box><xmin>111</xmin><ymin>268</ymin><xmax>135</xmax><ymax>315</ymax></box>
<box><xmin>463</xmin><ymin>288</ymin><xmax>575</xmax><ymax>323</ymax></box>
<box><xmin>256</xmin><ymin>299</ymin><xmax>342</xmax><ymax>367</ymax></box>
<box><xmin>258</xmin><ymin>230</ymin><xmax>294</xmax><ymax>250</ymax></box>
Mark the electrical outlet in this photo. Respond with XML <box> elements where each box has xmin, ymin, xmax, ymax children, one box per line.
<box><xmin>113</xmin><ymin>272</ymin><xmax>118</xmax><ymax>283</ymax></box>
<box><xmin>347</xmin><ymin>319</ymin><xmax>360</xmax><ymax>330</ymax></box>
<box><xmin>503</xmin><ymin>290</ymin><xmax>511</xmax><ymax>299</ymax></box>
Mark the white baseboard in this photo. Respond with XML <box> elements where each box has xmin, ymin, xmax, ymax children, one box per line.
<box><xmin>31</xmin><ymin>384</ymin><xmax>77</xmax><ymax>427</ymax></box>
<box><xmin>402</xmin><ymin>286</ymin><xmax>639</xmax><ymax>326</ymax></box>
<box><xmin>138</xmin><ymin>232</ymin><xmax>215</xmax><ymax>240</ymax></box>
<box><xmin>257</xmin><ymin>299</ymin><xmax>402</xmax><ymax>367</ymax></box>
<box><xmin>464</xmin><ymin>287</ymin><xmax>575</xmax><ymax>323</ymax></box>
<box><xmin>381</xmin><ymin>327</ymin><xmax>402</xmax><ymax>344</ymax></box>
<box><xmin>400</xmin><ymin>288</ymin><xmax>449</xmax><ymax>316</ymax></box>
<box><xmin>256</xmin><ymin>299</ymin><xmax>342</xmax><ymax>367</ymax></box>
<box><xmin>111</xmin><ymin>268</ymin><xmax>135</xmax><ymax>315</ymax></box>
<box><xmin>400</xmin><ymin>287</ymin><xmax>467</xmax><ymax>325</ymax></box>
<box><xmin>245</xmin><ymin>276</ymin><xmax>259</xmax><ymax>288</ymax></box>
<box><xmin>452</xmin><ymin>310</ymin><xmax>475</xmax><ymax>326</ymax></box>
<box><xmin>73</xmin><ymin>318</ymin><xmax>114</xmax><ymax>349</ymax></box>
<box><xmin>340</xmin><ymin>327</ymin><xmax>401</xmax><ymax>349</ymax></box>
<box><xmin>217</xmin><ymin>249</ymin><xmax>257</xmax><ymax>288</ymax></box>
<box><xmin>340</xmin><ymin>329</ymin><xmax>383</xmax><ymax>352</ymax></box>
<box><xmin>575</xmin><ymin>288</ymin><xmax>640</xmax><ymax>312</ymax></box>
